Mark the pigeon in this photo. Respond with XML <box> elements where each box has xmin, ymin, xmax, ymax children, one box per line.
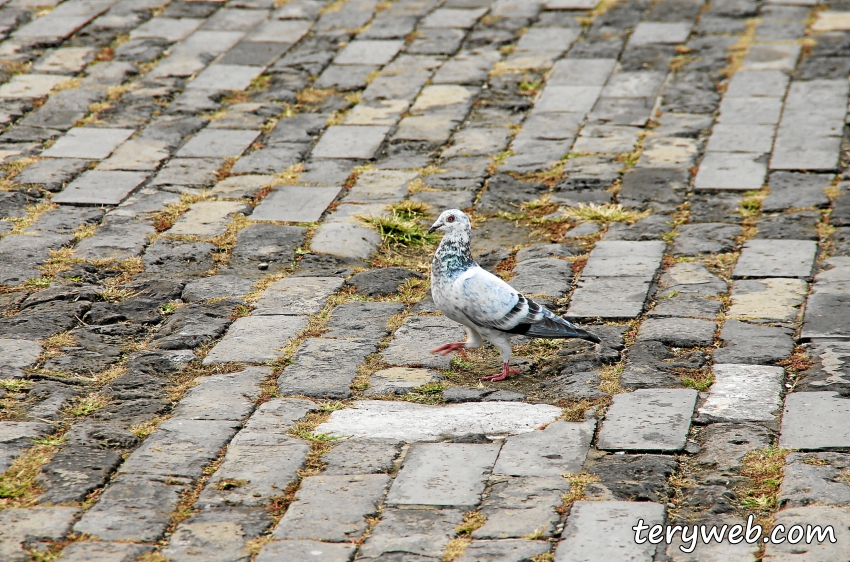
<box><xmin>428</xmin><ymin>209</ymin><xmax>601</xmax><ymax>381</ymax></box>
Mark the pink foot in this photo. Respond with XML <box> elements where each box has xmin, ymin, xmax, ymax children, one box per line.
<box><xmin>481</xmin><ymin>363</ymin><xmax>521</xmax><ymax>382</ymax></box>
<box><xmin>431</xmin><ymin>341</ymin><xmax>468</xmax><ymax>358</ymax></box>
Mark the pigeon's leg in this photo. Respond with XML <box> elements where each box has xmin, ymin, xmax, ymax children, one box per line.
<box><xmin>480</xmin><ymin>333</ymin><xmax>519</xmax><ymax>382</ymax></box>
<box><xmin>431</xmin><ymin>326</ymin><xmax>482</xmax><ymax>358</ymax></box>
<box><xmin>481</xmin><ymin>362</ymin><xmax>521</xmax><ymax>382</ymax></box>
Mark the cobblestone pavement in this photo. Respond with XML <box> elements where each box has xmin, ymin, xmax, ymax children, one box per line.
<box><xmin>2</xmin><ymin>0</ymin><xmax>850</xmax><ymax>560</ymax></box>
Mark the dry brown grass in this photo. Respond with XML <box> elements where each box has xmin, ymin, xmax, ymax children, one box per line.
<box><xmin>559</xmin><ymin>472</ymin><xmax>601</xmax><ymax>512</ymax></box>
<box><xmin>559</xmin><ymin>396</ymin><xmax>610</xmax><ymax>421</ymax></box>
<box><xmin>297</xmin><ymin>88</ymin><xmax>336</xmax><ymax>105</ymax></box>
<box><xmin>737</xmin><ymin>447</ymin><xmax>790</xmax><ymax>516</ymax></box>
<box><xmin>0</xmin><ymin>441</ymin><xmax>60</xmax><ymax>508</ymax></box>
<box><xmin>149</xmin><ymin>191</ymin><xmax>213</xmax><ymax>232</ymax></box>
<box><xmin>723</xmin><ymin>18</ymin><xmax>760</xmax><ymax>80</ymax></box>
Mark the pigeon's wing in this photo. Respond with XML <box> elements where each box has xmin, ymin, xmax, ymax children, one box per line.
<box><xmin>452</xmin><ymin>266</ymin><xmax>601</xmax><ymax>343</ymax></box>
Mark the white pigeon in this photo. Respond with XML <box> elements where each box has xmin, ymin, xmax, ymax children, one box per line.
<box><xmin>428</xmin><ymin>209</ymin><xmax>601</xmax><ymax>381</ymax></box>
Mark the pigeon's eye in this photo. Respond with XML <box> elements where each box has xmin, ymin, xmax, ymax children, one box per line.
<box><xmin>446</xmin><ymin>215</ymin><xmax>455</xmax><ymax>223</ymax></box>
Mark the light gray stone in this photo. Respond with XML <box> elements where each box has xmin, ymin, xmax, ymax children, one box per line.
<box><xmin>182</xmin><ymin>276</ymin><xmax>256</xmax><ymax>303</ymax></box>
<box><xmin>442</xmin><ymin>127</ymin><xmax>511</xmax><ymax>158</ymax></box>
<box><xmin>243</xmin><ymin>398</ymin><xmax>318</xmax><ymax>433</ymax></box>
<box><xmin>386</xmin><ymin>442</ymin><xmax>500</xmax><ymax>508</ymax></box>
<box><xmin>494</xmin><ymin>419</ymin><xmax>595</xmax><ymax>477</ymax></box>
<box><xmin>203</xmin><ymin>315</ymin><xmax>309</xmax><ymax>365</ymax></box>
<box><xmin>598</xmin><ymin>389</ymin><xmax>697</xmax><ymax>452</ymax></box>
<box><xmin>763</xmin><ymin>172</ymin><xmax>831</xmax><ymax>212</ymax></box>
<box><xmin>733</xmin><ymin>239</ymin><xmax>817</xmax><ymax>278</ymax></box>
<box><xmin>381</xmin><ymin>315</ymin><xmax>467</xmax><ymax>368</ymax></box>
<box><xmin>602</xmin><ymin>72</ymin><xmax>666</xmax><ymax>99</ymax></box>
<box><xmin>459</xmin><ymin>539</ymin><xmax>551</xmax><ymax>562</ymax></box>
<box><xmin>780</xmin><ymin>392</ymin><xmax>850</xmax><ymax>450</ymax></box>
<box><xmin>252</xmin><ymin>185</ymin><xmax>342</xmax><ymax>223</ymax></box>
<box><xmin>0</xmin><ymin>339</ymin><xmax>42</xmax><ymax>368</ymax></box>
<box><xmin>42</xmin><ymin>128</ymin><xmax>134</xmax><ymax>159</ymax></box>
<box><xmin>335</xmin><ymin>39</ymin><xmax>404</xmax><ymax>65</ymax></box>
<box><xmin>311</xmin><ymin>126</ymin><xmax>390</xmax><ymax>159</ymax></box>
<box><xmin>718</xmin><ymin>97</ymin><xmax>784</xmax><ymax>126</ymax></box>
<box><xmin>698</xmin><ymin>364</ymin><xmax>784</xmax><ymax>423</ymax></box>
<box><xmin>555</xmin><ymin>501</ymin><xmax>665</xmax><ymax>562</ymax></box>
<box><xmin>98</xmin><ymin>139</ymin><xmax>172</xmax><ymax>172</ymax></box>
<box><xmin>694</xmin><ymin>152</ymin><xmax>767</xmax><ymax>191</ymax></box>
<box><xmin>130</xmin><ymin>17</ymin><xmax>204</xmax><ymax>41</ymax></box>
<box><xmin>801</xmin><ymin>257</ymin><xmax>850</xmax><ymax>339</ymax></box>
<box><xmin>359</xmin><ymin>508</ymin><xmax>464</xmax><ymax>559</ymax></box>
<box><xmin>366</xmin><ymin>367</ymin><xmax>444</xmax><ymax>396</ymax></box>
<box><xmin>534</xmin><ymin>85</ymin><xmax>602</xmax><ymax>114</ymax></box>
<box><xmin>0</xmin><ymin>74</ymin><xmax>66</xmax><ymax>99</ymax></box>
<box><xmin>763</xmin><ymin>506</ymin><xmax>850</xmax><ymax>560</ymax></box>
<box><xmin>74</xmin><ymin>219</ymin><xmax>156</xmax><ymax>260</ymax></box>
<box><xmin>665</xmin><ymin>516</ymin><xmax>760</xmax><ymax>561</ymax></box>
<box><xmin>253</xmin><ymin>277</ymin><xmax>344</xmax><ymax>315</ymax></box>
<box><xmin>344</xmin><ymin>169</ymin><xmax>418</xmax><ymax>203</ymax></box>
<box><xmin>705</xmin><ymin>123</ymin><xmax>777</xmax><ymax>154</ymax></box>
<box><xmin>168</xmin><ymin>201</ymin><xmax>251</xmax><ymax>237</ymax></box>
<box><xmin>421</xmin><ymin>7</ymin><xmax>487</xmax><ymax>28</ymax></box>
<box><xmin>779</xmin><ymin>452</ymin><xmax>850</xmax><ymax>508</ymax></box>
<box><xmin>278</xmin><ymin>338</ymin><xmax>377</xmax><ymax>399</ymax></box>
<box><xmin>549</xmin><ymin>58</ymin><xmax>617</xmax><ymax>86</ymax></box>
<box><xmin>2</xmin><ymin>507</ymin><xmax>80</xmax><ymax>562</ymax></box>
<box><xmin>321</xmin><ymin>438</ymin><xmax>402</xmax><ymax>476</ymax></box>
<box><xmin>741</xmin><ymin>43</ymin><xmax>801</xmax><ymax>71</ymax></box>
<box><xmin>161</xmin><ymin>508</ymin><xmax>271</xmax><ymax>562</ymax></box>
<box><xmin>0</xmin><ymin>422</ymin><xmax>53</xmax><ymax>472</ymax></box>
<box><xmin>629</xmin><ymin>22</ymin><xmax>692</xmax><ymax>45</ymax></box>
<box><xmin>56</xmin><ymin>542</ymin><xmax>153</xmax><ymax>562</ymax></box>
<box><xmin>317</xmin><ymin>400</ymin><xmax>562</xmax><ymax>441</ymax></box>
<box><xmin>727</xmin><ymin>278</ymin><xmax>808</xmax><ymax>325</ymax></box>
<box><xmin>715</xmin><ymin>320</ymin><xmax>794</xmax><ymax>365</ymax></box>
<box><xmin>566</xmin><ymin>277</ymin><xmax>653</xmax><ymax>319</ymax></box>
<box><xmin>52</xmin><ymin>171</ymin><xmax>148</xmax><ymax>206</ymax></box>
<box><xmin>509</xmin><ymin>258</ymin><xmax>572</xmax><ymax>299</ymax></box>
<box><xmin>173</xmin><ymin>367</ymin><xmax>267</xmax><ymax>421</ymax></box>
<box><xmin>581</xmin><ymin>241</ymin><xmax>666</xmax><ymax>278</ymax></box>
<box><xmin>637</xmin><ymin>318</ymin><xmax>716</xmax><ymax>347</ymax></box>
<box><xmin>325</xmin><ymin>301</ymin><xmax>405</xmax><ymax>340</ymax></box>
<box><xmin>187</xmin><ymin>64</ymin><xmax>263</xmax><ymax>91</ymax></box>
<box><xmin>274</xmin><ymin>474</ymin><xmax>390</xmax><ymax>541</ymax></box>
<box><xmin>177</xmin><ymin>129</ymin><xmax>260</xmax><ymax>158</ymax></box>
<box><xmin>251</xmin><ymin>19</ymin><xmax>312</xmax><ymax>42</ymax></box>
<box><xmin>672</xmin><ymin>223</ymin><xmax>742</xmax><ymax>256</ymax></box>
<box><xmin>256</xmin><ymin>540</ymin><xmax>355</xmax><ymax>562</ymax></box>
<box><xmin>473</xmin><ymin>476</ymin><xmax>569</xmax><ymax>540</ymax></box>
<box><xmin>210</xmin><ymin>174</ymin><xmax>276</xmax><ymax>199</ymax></box>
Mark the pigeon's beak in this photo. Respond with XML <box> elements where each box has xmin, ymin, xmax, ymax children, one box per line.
<box><xmin>428</xmin><ymin>222</ymin><xmax>443</xmax><ymax>234</ymax></box>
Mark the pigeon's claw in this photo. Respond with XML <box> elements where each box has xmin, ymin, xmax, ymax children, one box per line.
<box><xmin>481</xmin><ymin>363</ymin><xmax>520</xmax><ymax>382</ymax></box>
<box><xmin>431</xmin><ymin>342</ymin><xmax>467</xmax><ymax>357</ymax></box>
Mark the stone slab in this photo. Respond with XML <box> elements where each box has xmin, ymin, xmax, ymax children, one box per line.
<box><xmin>0</xmin><ymin>338</ymin><xmax>43</xmax><ymax>368</ymax></box>
<box><xmin>176</xmin><ymin>129</ymin><xmax>261</xmax><ymax>158</ymax></box>
<box><xmin>321</xmin><ymin>438</ymin><xmax>402</xmax><ymax>476</ymax></box>
<box><xmin>473</xmin><ymin>476</ymin><xmax>568</xmax><ymax>540</ymax></box>
<box><xmin>359</xmin><ymin>508</ymin><xmax>464</xmax><ymax>559</ymax></box>
<box><xmin>459</xmin><ymin>540</ymin><xmax>551</xmax><ymax>562</ymax></box>
<box><xmin>694</xmin><ymin>152</ymin><xmax>767</xmax><ymax>190</ymax></box>
<box><xmin>52</xmin><ymin>171</ymin><xmax>148</xmax><ymax>206</ymax></box>
<box><xmin>168</xmin><ymin>201</ymin><xmax>251</xmax><ymax>237</ymax></box>
<box><xmin>494</xmin><ymin>419</ymin><xmax>595</xmax><ymax>477</ymax></box>
<box><xmin>252</xmin><ymin>185</ymin><xmax>342</xmax><ymax>223</ymax></box>
<box><xmin>715</xmin><ymin>320</ymin><xmax>794</xmax><ymax>365</ymax></box>
<box><xmin>629</xmin><ymin>22</ymin><xmax>692</xmax><ymax>46</ymax></box>
<box><xmin>780</xmin><ymin>392</ymin><xmax>850</xmax><ymax>450</ymax></box>
<box><xmin>733</xmin><ymin>239</ymin><xmax>817</xmax><ymax>278</ymax></box>
<box><xmin>256</xmin><ymin>541</ymin><xmax>356</xmax><ymax>562</ymax></box>
<box><xmin>317</xmin><ymin>400</ymin><xmax>562</xmax><ymax>441</ymax></box>
<box><xmin>187</xmin><ymin>64</ymin><xmax>264</xmax><ymax>91</ymax></box>
<box><xmin>581</xmin><ymin>241</ymin><xmax>666</xmax><ymax>278</ymax></box>
<box><xmin>779</xmin><ymin>452</ymin><xmax>850</xmax><ymax>509</ymax></box>
<box><xmin>182</xmin><ymin>276</ymin><xmax>256</xmax><ymax>303</ymax></box>
<box><xmin>380</xmin><ymin>315</ymin><xmax>467</xmax><ymax>369</ymax></box>
<box><xmin>278</xmin><ymin>338</ymin><xmax>376</xmax><ymax>399</ymax></box>
<box><xmin>385</xmin><ymin>442</ymin><xmax>500</xmax><ymax>508</ymax></box>
<box><xmin>311</xmin><ymin>126</ymin><xmax>390</xmax><ymax>159</ymax></box>
<box><xmin>366</xmin><ymin>367</ymin><xmax>444</xmax><ymax>396</ymax></box>
<box><xmin>210</xmin><ymin>175</ymin><xmax>276</xmax><ymax>199</ymax></box>
<box><xmin>727</xmin><ymin>278</ymin><xmax>808</xmax><ymax>325</ymax></box>
<box><xmin>598</xmin><ymin>389</ymin><xmax>697</xmax><ymax>452</ymax></box>
<box><xmin>0</xmin><ymin>74</ymin><xmax>66</xmax><ymax>99</ymax></box>
<box><xmin>203</xmin><ymin>315</ymin><xmax>308</xmax><ymax>365</ymax></box>
<box><xmin>698</xmin><ymin>364</ymin><xmax>784</xmax><ymax>423</ymax></box>
<box><xmin>555</xmin><ymin>501</ymin><xmax>665</xmax><ymax>562</ymax></box>
<box><xmin>42</xmin><ymin>128</ymin><xmax>135</xmax><ymax>159</ymax></box>
<box><xmin>801</xmin><ymin>258</ymin><xmax>850</xmax><ymax>339</ymax></box>
<box><xmin>510</xmin><ymin>258</ymin><xmax>572</xmax><ymax>299</ymax></box>
<box><xmin>344</xmin><ymin>169</ymin><xmax>418</xmax><ymax>203</ymax></box>
<box><xmin>566</xmin><ymin>276</ymin><xmax>653</xmax><ymax>319</ymax></box>
<box><xmin>56</xmin><ymin>542</ymin><xmax>153</xmax><ymax>562</ymax></box>
<box><xmin>253</xmin><ymin>277</ymin><xmax>344</xmax><ymax>315</ymax></box>
<box><xmin>173</xmin><ymin>366</ymin><xmax>267</xmax><ymax>421</ymax></box>
<box><xmin>274</xmin><ymin>474</ymin><xmax>390</xmax><ymax>541</ymax></box>
<box><xmin>637</xmin><ymin>317</ymin><xmax>716</xmax><ymax>347</ymax></box>
<box><xmin>335</xmin><ymin>39</ymin><xmax>404</xmax><ymax>65</ymax></box>
<box><xmin>763</xmin><ymin>506</ymin><xmax>850</xmax><ymax>560</ymax></box>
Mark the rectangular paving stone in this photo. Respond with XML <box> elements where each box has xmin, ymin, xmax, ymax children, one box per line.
<box><xmin>733</xmin><ymin>239</ymin><xmax>817</xmax><ymax>278</ymax></box>
<box><xmin>566</xmin><ymin>277</ymin><xmax>653</xmax><ymax>319</ymax></box>
<box><xmin>718</xmin><ymin>97</ymin><xmax>784</xmax><ymax>125</ymax></box>
<box><xmin>56</xmin><ymin>542</ymin><xmax>153</xmax><ymax>562</ymax></box>
<box><xmin>780</xmin><ymin>453</ymin><xmax>850</xmax><ymax>508</ymax></box>
<box><xmin>698</xmin><ymin>364</ymin><xmax>784</xmax><ymax>423</ymax></box>
<box><xmin>801</xmin><ymin>257</ymin><xmax>850</xmax><ymax>339</ymax></box>
<box><xmin>33</xmin><ymin>47</ymin><xmax>94</xmax><ymax>74</ymax></box>
<box><xmin>548</xmin><ymin>58</ymin><xmax>617</xmax><ymax>86</ymax></box>
<box><xmin>203</xmin><ymin>315</ymin><xmax>309</xmax><ymax>365</ymax></box>
<box><xmin>334</xmin><ymin>39</ymin><xmax>404</xmax><ymax>65</ymax></box>
<box><xmin>473</xmin><ymin>476</ymin><xmax>568</xmax><ymax>540</ymax></box>
<box><xmin>52</xmin><ymin>171</ymin><xmax>148</xmax><ymax>206</ymax></box>
<box><xmin>273</xmin><ymin>474</ymin><xmax>389</xmax><ymax>541</ymax></box>
<box><xmin>42</xmin><ymin>128</ymin><xmax>135</xmax><ymax>159</ymax></box>
<box><xmin>597</xmin><ymin>389</ymin><xmax>697</xmax><ymax>452</ymax></box>
<box><xmin>725</xmin><ymin>70</ymin><xmax>789</xmax><ymax>98</ymax></box>
<box><xmin>310</xmin><ymin>203</ymin><xmax>385</xmax><ymax>259</ymax></box>
<box><xmin>771</xmin><ymin>80</ymin><xmax>849</xmax><ymax>171</ymax></box>
<box><xmin>602</xmin><ymin>72</ymin><xmax>666</xmax><ymax>99</ymax></box>
<box><xmin>421</xmin><ymin>7</ymin><xmax>488</xmax><ymax>28</ymax></box>
<box><xmin>555</xmin><ymin>501</ymin><xmax>665</xmax><ymax>562</ymax></box>
<box><xmin>386</xmin><ymin>442</ymin><xmax>500</xmax><ymax>508</ymax></box>
<box><xmin>359</xmin><ymin>508</ymin><xmax>464</xmax><ymax>559</ymax></box>
<box><xmin>73</xmin><ymin>474</ymin><xmax>186</xmax><ymax>542</ymax></box>
<box><xmin>763</xmin><ymin>172</ymin><xmax>831</xmax><ymax>212</ymax></box>
<box><xmin>167</xmin><ymin>201</ymin><xmax>251</xmax><ymax>237</ymax></box>
<box><xmin>741</xmin><ymin>43</ymin><xmax>801</xmax><ymax>71</ymax></box>
<box><xmin>98</xmin><ymin>139</ymin><xmax>172</xmax><ymax>172</ymax></box>
<box><xmin>344</xmin><ymin>169</ymin><xmax>418</xmax><ymax>203</ymax></box>
<box><xmin>131</xmin><ymin>17</ymin><xmax>204</xmax><ymax>42</ymax></box>
<box><xmin>715</xmin><ymin>320</ymin><xmax>794</xmax><ymax>365</ymax></box>
<box><xmin>0</xmin><ymin>74</ymin><xmax>67</xmax><ymax>99</ymax></box>
<box><xmin>705</xmin><ymin>123</ymin><xmax>777</xmax><ymax>154</ymax></box>
<box><xmin>172</xmin><ymin>366</ymin><xmax>267</xmax><ymax>421</ymax></box>
<box><xmin>118</xmin><ymin>419</ymin><xmax>240</xmax><ymax>479</ymax></box>
<box><xmin>727</xmin><ymin>278</ymin><xmax>808</xmax><ymax>325</ymax></box>
<box><xmin>628</xmin><ymin>22</ymin><xmax>692</xmax><ymax>46</ymax></box>
<box><xmin>380</xmin><ymin>315</ymin><xmax>467</xmax><ymax>369</ymax></box>
<box><xmin>317</xmin><ymin>401</ymin><xmax>562</xmax><ymax>442</ymax></box>
<box><xmin>636</xmin><ymin>317</ymin><xmax>716</xmax><ymax>347</ymax></box>
<box><xmin>494</xmin><ymin>419</ymin><xmax>595</xmax><ymax>477</ymax></box>
<box><xmin>763</xmin><ymin>506</ymin><xmax>850</xmax><ymax>561</ymax></box>
<box><xmin>256</xmin><ymin>540</ymin><xmax>356</xmax><ymax>562</ymax></box>
<box><xmin>516</xmin><ymin>27</ymin><xmax>580</xmax><ymax>52</ymax></box>
<box><xmin>694</xmin><ymin>152</ymin><xmax>767</xmax><ymax>190</ymax></box>
<box><xmin>580</xmin><ymin>241</ymin><xmax>666</xmax><ymax>278</ymax></box>
<box><xmin>509</xmin><ymin>258</ymin><xmax>573</xmax><ymax>299</ymax></box>
<box><xmin>278</xmin><ymin>338</ymin><xmax>377</xmax><ymax>399</ymax></box>
<box><xmin>177</xmin><ymin>129</ymin><xmax>260</xmax><ymax>158</ymax></box>
<box><xmin>780</xmin><ymin>392</ymin><xmax>850</xmax><ymax>449</ymax></box>
<box><xmin>251</xmin><ymin>185</ymin><xmax>341</xmax><ymax>223</ymax></box>
<box><xmin>253</xmin><ymin>277</ymin><xmax>344</xmax><ymax>315</ymax></box>
<box><xmin>311</xmin><ymin>125</ymin><xmax>390</xmax><ymax>159</ymax></box>
<box><xmin>187</xmin><ymin>64</ymin><xmax>264</xmax><ymax>91</ymax></box>
<box><xmin>534</xmin><ymin>85</ymin><xmax>602</xmax><ymax>114</ymax></box>
<box><xmin>545</xmin><ymin>0</ymin><xmax>597</xmax><ymax>7</ymax></box>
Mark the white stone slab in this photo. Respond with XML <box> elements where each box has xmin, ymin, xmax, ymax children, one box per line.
<box><xmin>555</xmin><ymin>501</ymin><xmax>665</xmax><ymax>562</ymax></box>
<box><xmin>317</xmin><ymin>400</ymin><xmax>563</xmax><ymax>441</ymax></box>
<box><xmin>203</xmin><ymin>315</ymin><xmax>309</xmax><ymax>365</ymax></box>
<box><xmin>33</xmin><ymin>47</ymin><xmax>94</xmax><ymax>74</ymax></box>
<box><xmin>0</xmin><ymin>74</ymin><xmax>66</xmax><ymax>99</ymax></box>
<box><xmin>344</xmin><ymin>170</ymin><xmax>418</xmax><ymax>203</ymax></box>
<box><xmin>780</xmin><ymin>392</ymin><xmax>850</xmax><ymax>450</ymax></box>
<box><xmin>42</xmin><ymin>128</ymin><xmax>135</xmax><ymax>159</ymax></box>
<box><xmin>812</xmin><ymin>11</ymin><xmax>850</xmax><ymax>31</ymax></box>
<box><xmin>0</xmin><ymin>339</ymin><xmax>43</xmax><ymax>368</ymax></box>
<box><xmin>597</xmin><ymin>389</ymin><xmax>697</xmax><ymax>452</ymax></box>
<box><xmin>727</xmin><ymin>278</ymin><xmax>808</xmax><ymax>325</ymax></box>
<box><xmin>581</xmin><ymin>241</ymin><xmax>666</xmax><ymax>278</ymax></box>
<box><xmin>187</xmin><ymin>64</ymin><xmax>263</xmax><ymax>91</ymax></box>
<box><xmin>52</xmin><ymin>171</ymin><xmax>148</xmax><ymax>206</ymax></box>
<box><xmin>176</xmin><ymin>129</ymin><xmax>260</xmax><ymax>158</ymax></box>
<box><xmin>733</xmin><ymin>239</ymin><xmax>817</xmax><ymax>278</ymax></box>
<box><xmin>168</xmin><ymin>201</ymin><xmax>250</xmax><ymax>237</ymax></box>
<box><xmin>311</xmin><ymin>126</ymin><xmax>390</xmax><ymax>160</ymax></box>
<box><xmin>698</xmin><ymin>364</ymin><xmax>784</xmax><ymax>423</ymax></box>
<box><xmin>253</xmin><ymin>277</ymin><xmax>345</xmax><ymax>315</ymax></box>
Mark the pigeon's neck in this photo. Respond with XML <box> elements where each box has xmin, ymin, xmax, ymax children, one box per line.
<box><xmin>434</xmin><ymin>230</ymin><xmax>473</xmax><ymax>277</ymax></box>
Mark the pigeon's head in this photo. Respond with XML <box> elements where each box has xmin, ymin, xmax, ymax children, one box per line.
<box><xmin>428</xmin><ymin>209</ymin><xmax>471</xmax><ymax>236</ymax></box>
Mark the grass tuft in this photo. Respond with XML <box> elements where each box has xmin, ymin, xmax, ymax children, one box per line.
<box><xmin>738</xmin><ymin>447</ymin><xmax>790</xmax><ymax>515</ymax></box>
<box><xmin>359</xmin><ymin>210</ymin><xmax>437</xmax><ymax>247</ymax></box>
<box><xmin>562</xmin><ymin>203</ymin><xmax>649</xmax><ymax>224</ymax></box>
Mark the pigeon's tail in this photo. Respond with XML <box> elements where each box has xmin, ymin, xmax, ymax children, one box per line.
<box><xmin>524</xmin><ymin>308</ymin><xmax>602</xmax><ymax>344</ymax></box>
